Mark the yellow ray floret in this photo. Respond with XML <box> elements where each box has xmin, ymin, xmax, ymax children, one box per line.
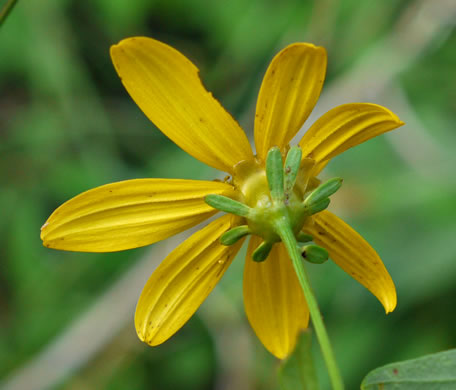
<box><xmin>110</xmin><ymin>37</ymin><xmax>253</xmax><ymax>173</ymax></box>
<box><xmin>135</xmin><ymin>214</ymin><xmax>244</xmax><ymax>345</ymax></box>
<box><xmin>303</xmin><ymin>210</ymin><xmax>397</xmax><ymax>313</ymax></box>
<box><xmin>254</xmin><ymin>43</ymin><xmax>327</xmax><ymax>161</ymax></box>
<box><xmin>243</xmin><ymin>236</ymin><xmax>309</xmax><ymax>359</ymax></box>
<box><xmin>299</xmin><ymin>103</ymin><xmax>404</xmax><ymax>175</ymax></box>
<box><xmin>41</xmin><ymin>179</ymin><xmax>236</xmax><ymax>252</ymax></box>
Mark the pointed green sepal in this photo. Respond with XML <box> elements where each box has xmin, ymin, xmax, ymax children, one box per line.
<box><xmin>297</xmin><ymin>232</ymin><xmax>313</xmax><ymax>243</ymax></box>
<box><xmin>284</xmin><ymin>146</ymin><xmax>302</xmax><ymax>197</ymax></box>
<box><xmin>205</xmin><ymin>194</ymin><xmax>251</xmax><ymax>217</ymax></box>
<box><xmin>304</xmin><ymin>197</ymin><xmax>330</xmax><ymax>215</ymax></box>
<box><xmin>265</xmin><ymin>146</ymin><xmax>284</xmax><ymax>202</ymax></box>
<box><xmin>301</xmin><ymin>245</ymin><xmax>329</xmax><ymax>264</ymax></box>
<box><xmin>220</xmin><ymin>225</ymin><xmax>251</xmax><ymax>245</ymax></box>
<box><xmin>252</xmin><ymin>240</ymin><xmax>273</xmax><ymax>262</ymax></box>
<box><xmin>304</xmin><ymin>178</ymin><xmax>343</xmax><ymax>207</ymax></box>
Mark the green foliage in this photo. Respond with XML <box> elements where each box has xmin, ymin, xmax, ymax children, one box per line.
<box><xmin>0</xmin><ymin>0</ymin><xmax>18</xmax><ymax>27</ymax></box>
<box><xmin>278</xmin><ymin>331</ymin><xmax>319</xmax><ymax>390</ymax></box>
<box><xmin>361</xmin><ymin>349</ymin><xmax>456</xmax><ymax>389</ymax></box>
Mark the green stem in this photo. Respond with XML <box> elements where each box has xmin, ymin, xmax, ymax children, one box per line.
<box><xmin>276</xmin><ymin>219</ymin><xmax>344</xmax><ymax>390</ymax></box>
<box><xmin>0</xmin><ymin>0</ymin><xmax>18</xmax><ymax>27</ymax></box>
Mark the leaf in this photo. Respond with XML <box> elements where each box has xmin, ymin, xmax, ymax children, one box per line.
<box><xmin>361</xmin><ymin>349</ymin><xmax>456</xmax><ymax>389</ymax></box>
<box><xmin>278</xmin><ymin>330</ymin><xmax>320</xmax><ymax>390</ymax></box>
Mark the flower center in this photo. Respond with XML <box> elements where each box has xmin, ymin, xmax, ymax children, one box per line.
<box><xmin>205</xmin><ymin>146</ymin><xmax>343</xmax><ymax>263</ymax></box>
<box><xmin>232</xmin><ymin>158</ymin><xmax>309</xmax><ymax>242</ymax></box>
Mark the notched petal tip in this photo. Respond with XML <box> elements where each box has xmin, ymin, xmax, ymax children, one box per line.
<box><xmin>110</xmin><ymin>36</ymin><xmax>152</xmax><ymax>56</ymax></box>
<box><xmin>40</xmin><ymin>221</ymin><xmax>52</xmax><ymax>245</ymax></box>
<box><xmin>135</xmin><ymin>325</ymin><xmax>166</xmax><ymax>347</ymax></box>
<box><xmin>111</xmin><ymin>36</ymin><xmax>146</xmax><ymax>48</ymax></box>
<box><xmin>41</xmin><ymin>237</ymin><xmax>50</xmax><ymax>248</ymax></box>
<box><xmin>284</xmin><ymin>41</ymin><xmax>327</xmax><ymax>53</ymax></box>
<box><xmin>135</xmin><ymin>326</ymin><xmax>146</xmax><ymax>342</ymax></box>
<box><xmin>109</xmin><ymin>38</ymin><xmax>127</xmax><ymax>58</ymax></box>
<box><xmin>110</xmin><ymin>37</ymin><xmax>148</xmax><ymax>71</ymax></box>
<box><xmin>135</xmin><ymin>324</ymin><xmax>158</xmax><ymax>346</ymax></box>
<box><xmin>254</xmin><ymin>41</ymin><xmax>327</xmax><ymax>160</ymax></box>
<box><xmin>110</xmin><ymin>36</ymin><xmax>253</xmax><ymax>173</ymax></box>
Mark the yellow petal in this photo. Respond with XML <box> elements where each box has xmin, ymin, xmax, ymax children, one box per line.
<box><xmin>41</xmin><ymin>179</ymin><xmax>236</xmax><ymax>252</ymax></box>
<box><xmin>299</xmin><ymin>103</ymin><xmax>404</xmax><ymax>174</ymax></box>
<box><xmin>243</xmin><ymin>236</ymin><xmax>309</xmax><ymax>359</ymax></box>
<box><xmin>135</xmin><ymin>214</ymin><xmax>244</xmax><ymax>345</ymax></box>
<box><xmin>254</xmin><ymin>43</ymin><xmax>327</xmax><ymax>161</ymax></box>
<box><xmin>110</xmin><ymin>37</ymin><xmax>253</xmax><ymax>173</ymax></box>
<box><xmin>303</xmin><ymin>210</ymin><xmax>397</xmax><ymax>313</ymax></box>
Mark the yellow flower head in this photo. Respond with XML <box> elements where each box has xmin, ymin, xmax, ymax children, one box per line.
<box><xmin>41</xmin><ymin>38</ymin><xmax>404</xmax><ymax>359</ymax></box>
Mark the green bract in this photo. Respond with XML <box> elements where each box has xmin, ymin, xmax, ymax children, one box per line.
<box><xmin>206</xmin><ymin>147</ymin><xmax>341</xmax><ymax>263</ymax></box>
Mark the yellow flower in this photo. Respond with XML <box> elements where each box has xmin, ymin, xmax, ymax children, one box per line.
<box><xmin>41</xmin><ymin>38</ymin><xmax>403</xmax><ymax>359</ymax></box>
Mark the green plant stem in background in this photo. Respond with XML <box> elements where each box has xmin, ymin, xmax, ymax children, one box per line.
<box><xmin>276</xmin><ymin>220</ymin><xmax>345</xmax><ymax>390</ymax></box>
<box><xmin>0</xmin><ymin>0</ymin><xmax>18</xmax><ymax>27</ymax></box>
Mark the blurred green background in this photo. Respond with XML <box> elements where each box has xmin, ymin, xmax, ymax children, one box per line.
<box><xmin>1</xmin><ymin>0</ymin><xmax>455</xmax><ymax>389</ymax></box>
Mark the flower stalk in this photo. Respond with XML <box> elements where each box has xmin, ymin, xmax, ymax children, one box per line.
<box><xmin>276</xmin><ymin>220</ymin><xmax>344</xmax><ymax>390</ymax></box>
<box><xmin>209</xmin><ymin>147</ymin><xmax>345</xmax><ymax>388</ymax></box>
<box><xmin>265</xmin><ymin>147</ymin><xmax>344</xmax><ymax>389</ymax></box>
